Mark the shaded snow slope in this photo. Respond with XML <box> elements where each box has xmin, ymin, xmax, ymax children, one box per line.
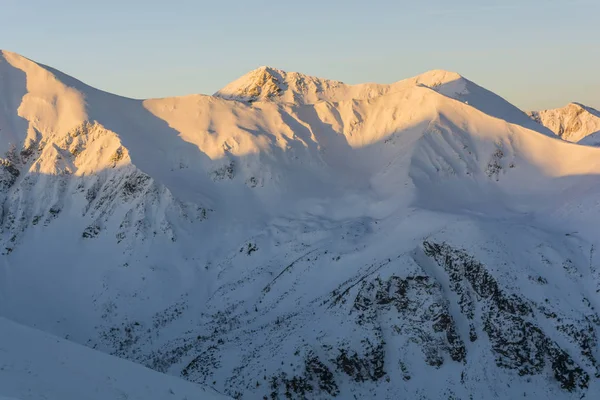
<box><xmin>0</xmin><ymin>317</ymin><xmax>229</xmax><ymax>400</ymax></box>
<box><xmin>580</xmin><ymin>130</ymin><xmax>600</xmax><ymax>146</ymax></box>
<box><xmin>1</xmin><ymin>50</ymin><xmax>600</xmax><ymax>399</ymax></box>
<box><xmin>529</xmin><ymin>102</ymin><xmax>600</xmax><ymax>143</ymax></box>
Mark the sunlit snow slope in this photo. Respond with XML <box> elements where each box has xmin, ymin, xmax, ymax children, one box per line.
<box><xmin>1</xmin><ymin>50</ymin><xmax>600</xmax><ymax>399</ymax></box>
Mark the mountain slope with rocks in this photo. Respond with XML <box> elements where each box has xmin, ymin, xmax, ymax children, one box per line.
<box><xmin>1</xmin><ymin>50</ymin><xmax>600</xmax><ymax>399</ymax></box>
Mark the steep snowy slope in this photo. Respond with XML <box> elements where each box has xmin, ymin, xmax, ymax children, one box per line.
<box><xmin>0</xmin><ymin>317</ymin><xmax>229</xmax><ymax>400</ymax></box>
<box><xmin>528</xmin><ymin>102</ymin><xmax>600</xmax><ymax>143</ymax></box>
<box><xmin>1</xmin><ymin>49</ymin><xmax>600</xmax><ymax>399</ymax></box>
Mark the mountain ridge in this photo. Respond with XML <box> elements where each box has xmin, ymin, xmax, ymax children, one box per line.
<box><xmin>1</xmin><ymin>50</ymin><xmax>600</xmax><ymax>399</ymax></box>
<box><xmin>213</xmin><ymin>64</ymin><xmax>554</xmax><ymax>134</ymax></box>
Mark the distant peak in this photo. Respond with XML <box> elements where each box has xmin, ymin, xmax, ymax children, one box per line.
<box><xmin>411</xmin><ymin>69</ymin><xmax>465</xmax><ymax>86</ymax></box>
<box><xmin>569</xmin><ymin>102</ymin><xmax>600</xmax><ymax>116</ymax></box>
<box><xmin>566</xmin><ymin>102</ymin><xmax>587</xmax><ymax>111</ymax></box>
<box><xmin>217</xmin><ymin>66</ymin><xmax>286</xmax><ymax>102</ymax></box>
<box><xmin>420</xmin><ymin>69</ymin><xmax>463</xmax><ymax>78</ymax></box>
<box><xmin>254</xmin><ymin>65</ymin><xmax>283</xmax><ymax>74</ymax></box>
<box><xmin>0</xmin><ymin>49</ymin><xmax>18</xmax><ymax>57</ymax></box>
<box><xmin>244</xmin><ymin>65</ymin><xmax>282</xmax><ymax>79</ymax></box>
<box><xmin>214</xmin><ymin>65</ymin><xmax>345</xmax><ymax>103</ymax></box>
<box><xmin>244</xmin><ymin>65</ymin><xmax>342</xmax><ymax>85</ymax></box>
<box><xmin>535</xmin><ymin>102</ymin><xmax>599</xmax><ymax>116</ymax></box>
<box><xmin>528</xmin><ymin>101</ymin><xmax>600</xmax><ymax>142</ymax></box>
<box><xmin>1</xmin><ymin>50</ymin><xmax>30</xmax><ymax>64</ymax></box>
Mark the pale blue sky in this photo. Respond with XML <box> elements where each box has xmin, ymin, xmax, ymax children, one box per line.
<box><xmin>2</xmin><ymin>0</ymin><xmax>599</xmax><ymax>110</ymax></box>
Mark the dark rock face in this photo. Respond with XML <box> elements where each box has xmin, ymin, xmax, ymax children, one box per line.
<box><xmin>335</xmin><ymin>340</ymin><xmax>386</xmax><ymax>382</ymax></box>
<box><xmin>91</xmin><ymin>234</ymin><xmax>599</xmax><ymax>399</ymax></box>
<box><xmin>0</xmin><ymin>159</ymin><xmax>20</xmax><ymax>190</ymax></box>
<box><xmin>423</xmin><ymin>241</ymin><xmax>591</xmax><ymax>392</ymax></box>
<box><xmin>351</xmin><ymin>274</ymin><xmax>466</xmax><ymax>368</ymax></box>
<box><xmin>267</xmin><ymin>354</ymin><xmax>339</xmax><ymax>400</ymax></box>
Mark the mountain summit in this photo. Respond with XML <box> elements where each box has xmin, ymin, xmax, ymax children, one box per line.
<box><xmin>1</xmin><ymin>50</ymin><xmax>600</xmax><ymax>399</ymax></box>
<box><xmin>214</xmin><ymin>65</ymin><xmax>345</xmax><ymax>103</ymax></box>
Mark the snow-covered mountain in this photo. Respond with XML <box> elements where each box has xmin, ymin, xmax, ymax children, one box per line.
<box><xmin>1</xmin><ymin>49</ymin><xmax>600</xmax><ymax>399</ymax></box>
<box><xmin>528</xmin><ymin>102</ymin><xmax>600</xmax><ymax>143</ymax></box>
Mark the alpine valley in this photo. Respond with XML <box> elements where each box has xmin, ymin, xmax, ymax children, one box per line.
<box><xmin>1</xmin><ymin>50</ymin><xmax>600</xmax><ymax>399</ymax></box>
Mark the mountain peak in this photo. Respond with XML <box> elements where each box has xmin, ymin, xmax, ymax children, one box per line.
<box><xmin>529</xmin><ymin>102</ymin><xmax>600</xmax><ymax>142</ymax></box>
<box><xmin>214</xmin><ymin>65</ymin><xmax>345</xmax><ymax>103</ymax></box>
<box><xmin>1</xmin><ymin>49</ymin><xmax>35</xmax><ymax>68</ymax></box>
<box><xmin>565</xmin><ymin>102</ymin><xmax>588</xmax><ymax>113</ymax></box>
<box><xmin>403</xmin><ymin>69</ymin><xmax>468</xmax><ymax>98</ymax></box>
<box><xmin>253</xmin><ymin>65</ymin><xmax>284</xmax><ymax>74</ymax></box>
<box><xmin>1</xmin><ymin>49</ymin><xmax>25</xmax><ymax>59</ymax></box>
<box><xmin>412</xmin><ymin>69</ymin><xmax>464</xmax><ymax>85</ymax></box>
<box><xmin>569</xmin><ymin>102</ymin><xmax>600</xmax><ymax>117</ymax></box>
<box><xmin>225</xmin><ymin>65</ymin><xmax>287</xmax><ymax>101</ymax></box>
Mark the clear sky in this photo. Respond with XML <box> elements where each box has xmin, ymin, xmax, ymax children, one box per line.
<box><xmin>2</xmin><ymin>0</ymin><xmax>599</xmax><ymax>110</ymax></box>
